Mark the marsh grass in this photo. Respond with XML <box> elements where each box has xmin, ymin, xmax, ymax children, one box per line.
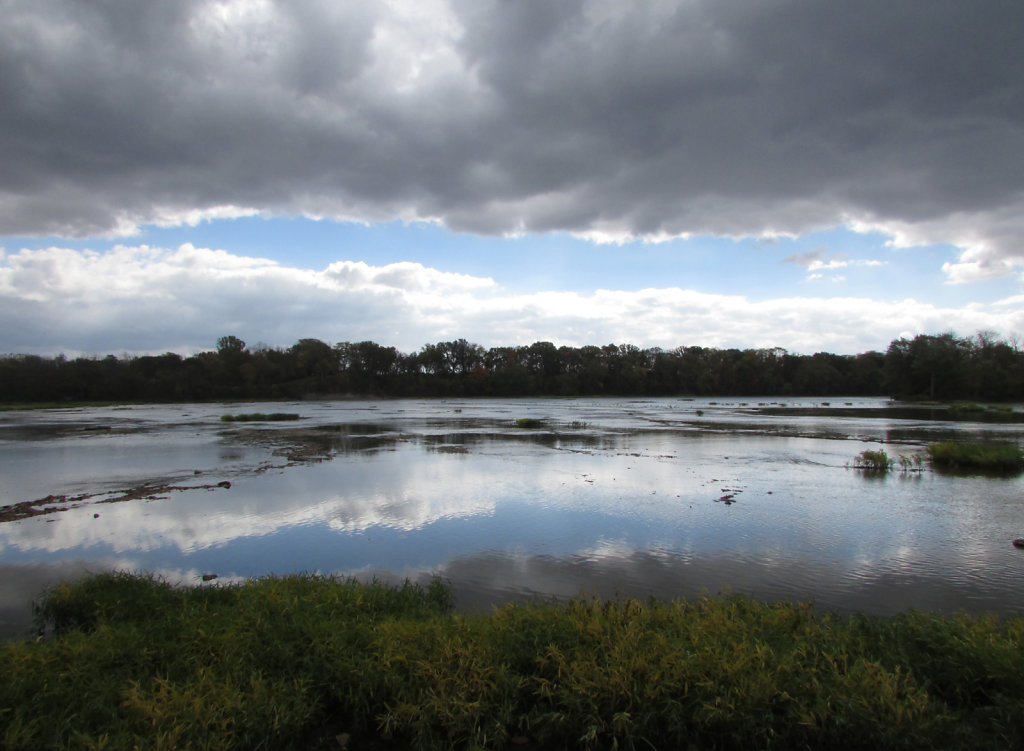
<box><xmin>948</xmin><ymin>402</ymin><xmax>985</xmax><ymax>416</ymax></box>
<box><xmin>4</xmin><ymin>574</ymin><xmax>1024</xmax><ymax>750</ymax></box>
<box><xmin>514</xmin><ymin>417</ymin><xmax>544</xmax><ymax>428</ymax></box>
<box><xmin>897</xmin><ymin>453</ymin><xmax>925</xmax><ymax>472</ymax></box>
<box><xmin>852</xmin><ymin>449</ymin><xmax>894</xmax><ymax>472</ymax></box>
<box><xmin>220</xmin><ymin>412</ymin><xmax>302</xmax><ymax>422</ymax></box>
<box><xmin>926</xmin><ymin>441</ymin><xmax>1024</xmax><ymax>472</ymax></box>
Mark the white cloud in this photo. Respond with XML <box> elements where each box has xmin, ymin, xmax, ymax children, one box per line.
<box><xmin>849</xmin><ymin>205</ymin><xmax>1024</xmax><ymax>283</ymax></box>
<box><xmin>1</xmin><ymin>244</ymin><xmax>1022</xmax><ymax>356</ymax></box>
<box><xmin>781</xmin><ymin>248</ymin><xmax>886</xmax><ymax>280</ymax></box>
<box><xmin>323</xmin><ymin>260</ymin><xmax>494</xmax><ymax>292</ymax></box>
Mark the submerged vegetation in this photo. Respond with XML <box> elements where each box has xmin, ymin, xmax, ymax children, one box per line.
<box><xmin>4</xmin><ymin>574</ymin><xmax>1024</xmax><ymax>750</ymax></box>
<box><xmin>3</xmin><ymin>330</ymin><xmax>1024</xmax><ymax>402</ymax></box>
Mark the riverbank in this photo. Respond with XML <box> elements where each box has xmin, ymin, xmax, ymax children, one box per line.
<box><xmin>3</xmin><ymin>574</ymin><xmax>1023</xmax><ymax>750</ymax></box>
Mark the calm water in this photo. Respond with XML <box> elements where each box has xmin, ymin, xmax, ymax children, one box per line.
<box><xmin>2</xmin><ymin>397</ymin><xmax>1024</xmax><ymax>637</ymax></box>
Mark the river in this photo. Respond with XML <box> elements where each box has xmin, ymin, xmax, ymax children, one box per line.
<box><xmin>2</xmin><ymin>396</ymin><xmax>1024</xmax><ymax>637</ymax></box>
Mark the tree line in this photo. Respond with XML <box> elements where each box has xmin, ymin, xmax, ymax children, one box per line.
<box><xmin>1</xmin><ymin>331</ymin><xmax>1021</xmax><ymax>403</ymax></box>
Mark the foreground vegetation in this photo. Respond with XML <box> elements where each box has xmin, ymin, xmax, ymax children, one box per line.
<box><xmin>4</xmin><ymin>574</ymin><xmax>1024</xmax><ymax>750</ymax></box>
<box><xmin>2</xmin><ymin>330</ymin><xmax>1022</xmax><ymax>402</ymax></box>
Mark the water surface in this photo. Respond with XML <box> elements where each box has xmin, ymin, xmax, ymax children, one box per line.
<box><xmin>2</xmin><ymin>397</ymin><xmax>1023</xmax><ymax>637</ymax></box>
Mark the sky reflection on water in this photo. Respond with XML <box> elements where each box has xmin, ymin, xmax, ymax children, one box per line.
<box><xmin>2</xmin><ymin>397</ymin><xmax>1024</xmax><ymax>637</ymax></box>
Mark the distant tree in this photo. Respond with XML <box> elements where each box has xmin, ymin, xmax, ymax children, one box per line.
<box><xmin>884</xmin><ymin>332</ymin><xmax>968</xmax><ymax>399</ymax></box>
<box><xmin>6</xmin><ymin>330</ymin><xmax>1024</xmax><ymax>403</ymax></box>
<box><xmin>288</xmin><ymin>339</ymin><xmax>337</xmax><ymax>379</ymax></box>
<box><xmin>336</xmin><ymin>341</ymin><xmax>399</xmax><ymax>393</ymax></box>
<box><xmin>216</xmin><ymin>335</ymin><xmax>246</xmax><ymax>354</ymax></box>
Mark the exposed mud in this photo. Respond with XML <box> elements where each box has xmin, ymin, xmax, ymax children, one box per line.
<box><xmin>0</xmin><ymin>481</ymin><xmax>237</xmax><ymax>524</ymax></box>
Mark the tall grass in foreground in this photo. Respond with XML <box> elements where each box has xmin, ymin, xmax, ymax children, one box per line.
<box><xmin>4</xmin><ymin>574</ymin><xmax>1024</xmax><ymax>750</ymax></box>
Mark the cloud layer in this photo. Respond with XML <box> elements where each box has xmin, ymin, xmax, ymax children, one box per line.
<box><xmin>2</xmin><ymin>0</ymin><xmax>1023</xmax><ymax>280</ymax></box>
<box><xmin>2</xmin><ymin>245</ymin><xmax>1020</xmax><ymax>356</ymax></box>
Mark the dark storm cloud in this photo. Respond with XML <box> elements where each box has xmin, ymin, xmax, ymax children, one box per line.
<box><xmin>2</xmin><ymin>0</ymin><xmax>1022</xmax><ymax>268</ymax></box>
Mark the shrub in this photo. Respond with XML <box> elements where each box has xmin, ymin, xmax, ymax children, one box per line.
<box><xmin>7</xmin><ymin>575</ymin><xmax>1024</xmax><ymax>750</ymax></box>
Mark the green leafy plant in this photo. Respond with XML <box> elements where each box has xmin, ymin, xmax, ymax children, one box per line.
<box><xmin>6</xmin><ymin>574</ymin><xmax>1024</xmax><ymax>750</ymax></box>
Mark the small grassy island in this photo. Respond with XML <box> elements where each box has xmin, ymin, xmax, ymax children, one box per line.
<box><xmin>926</xmin><ymin>441</ymin><xmax>1024</xmax><ymax>471</ymax></box>
<box><xmin>220</xmin><ymin>412</ymin><xmax>302</xmax><ymax>422</ymax></box>
<box><xmin>3</xmin><ymin>574</ymin><xmax>1024</xmax><ymax>750</ymax></box>
<box><xmin>852</xmin><ymin>441</ymin><xmax>1024</xmax><ymax>475</ymax></box>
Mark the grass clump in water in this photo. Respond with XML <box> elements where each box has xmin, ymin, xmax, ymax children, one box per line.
<box><xmin>220</xmin><ymin>412</ymin><xmax>302</xmax><ymax>422</ymax></box>
<box><xmin>5</xmin><ymin>574</ymin><xmax>1024</xmax><ymax>750</ymax></box>
<box><xmin>514</xmin><ymin>417</ymin><xmax>544</xmax><ymax>428</ymax></box>
<box><xmin>853</xmin><ymin>449</ymin><xmax>894</xmax><ymax>472</ymax></box>
<box><xmin>947</xmin><ymin>402</ymin><xmax>990</xmax><ymax>418</ymax></box>
<box><xmin>926</xmin><ymin>441</ymin><xmax>1024</xmax><ymax>472</ymax></box>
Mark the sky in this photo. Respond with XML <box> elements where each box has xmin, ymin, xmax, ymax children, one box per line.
<box><xmin>1</xmin><ymin>0</ymin><xmax>1023</xmax><ymax>358</ymax></box>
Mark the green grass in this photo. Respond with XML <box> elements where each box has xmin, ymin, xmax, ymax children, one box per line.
<box><xmin>926</xmin><ymin>441</ymin><xmax>1024</xmax><ymax>472</ymax></box>
<box><xmin>948</xmin><ymin>402</ymin><xmax>986</xmax><ymax>416</ymax></box>
<box><xmin>514</xmin><ymin>417</ymin><xmax>544</xmax><ymax>428</ymax></box>
<box><xmin>4</xmin><ymin>574</ymin><xmax>1024</xmax><ymax>750</ymax></box>
<box><xmin>853</xmin><ymin>449</ymin><xmax>894</xmax><ymax>472</ymax></box>
<box><xmin>220</xmin><ymin>412</ymin><xmax>302</xmax><ymax>422</ymax></box>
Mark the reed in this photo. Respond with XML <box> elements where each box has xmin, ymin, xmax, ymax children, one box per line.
<box><xmin>853</xmin><ymin>449</ymin><xmax>893</xmax><ymax>472</ymax></box>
